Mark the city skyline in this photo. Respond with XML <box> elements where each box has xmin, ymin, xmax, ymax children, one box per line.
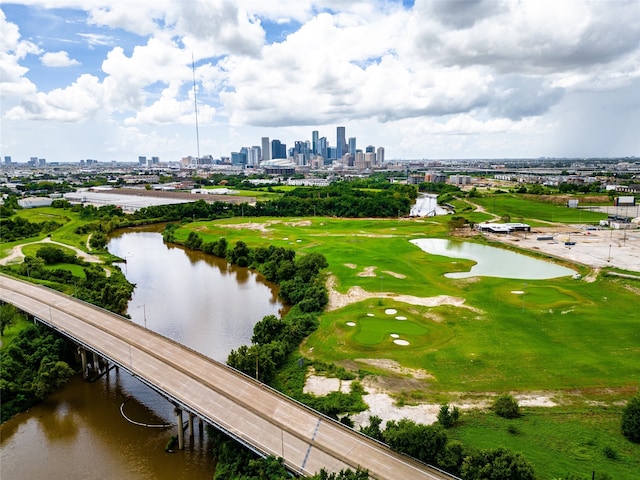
<box><xmin>1</xmin><ymin>1</ymin><xmax>639</xmax><ymax>163</ymax></box>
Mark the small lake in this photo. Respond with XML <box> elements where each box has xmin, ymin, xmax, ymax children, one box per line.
<box><xmin>410</xmin><ymin>238</ymin><xmax>576</xmax><ymax>279</ymax></box>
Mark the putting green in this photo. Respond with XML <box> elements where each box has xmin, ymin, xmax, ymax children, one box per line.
<box><xmin>351</xmin><ymin>316</ymin><xmax>428</xmax><ymax>345</ymax></box>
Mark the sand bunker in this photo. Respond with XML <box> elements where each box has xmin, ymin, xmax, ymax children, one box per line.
<box><xmin>385</xmin><ymin>308</ymin><xmax>398</xmax><ymax>315</ymax></box>
<box><xmin>511</xmin><ymin>290</ymin><xmax>525</xmax><ymax>294</ymax></box>
<box><xmin>395</xmin><ymin>316</ymin><xmax>407</xmax><ymax>320</ymax></box>
<box><xmin>326</xmin><ymin>276</ymin><xmax>483</xmax><ymax>313</ymax></box>
<box><xmin>366</xmin><ymin>313</ymin><xmax>375</xmax><ymax>317</ymax></box>
<box><xmin>357</xmin><ymin>266</ymin><xmax>378</xmax><ymax>277</ymax></box>
<box><xmin>394</xmin><ymin>339</ymin><xmax>410</xmax><ymax>346</ymax></box>
<box><xmin>383</xmin><ymin>270</ymin><xmax>406</xmax><ymax>279</ymax></box>
<box><xmin>346</xmin><ymin>321</ymin><xmax>356</xmax><ymax>326</ymax></box>
<box><xmin>390</xmin><ymin>333</ymin><xmax>399</xmax><ymax>338</ymax></box>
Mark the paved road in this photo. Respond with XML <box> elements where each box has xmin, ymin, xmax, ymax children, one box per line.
<box><xmin>0</xmin><ymin>274</ymin><xmax>454</xmax><ymax>480</ymax></box>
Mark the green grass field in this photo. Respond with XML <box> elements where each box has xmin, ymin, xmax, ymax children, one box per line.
<box><xmin>448</xmin><ymin>406</ymin><xmax>640</xmax><ymax>480</ymax></box>
<box><xmin>469</xmin><ymin>193</ymin><xmax>608</xmax><ymax>225</ymax></box>
<box><xmin>175</xmin><ymin>216</ymin><xmax>640</xmax><ymax>394</ymax></box>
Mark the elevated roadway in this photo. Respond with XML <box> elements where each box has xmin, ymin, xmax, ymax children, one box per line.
<box><xmin>0</xmin><ymin>274</ymin><xmax>455</xmax><ymax>479</ymax></box>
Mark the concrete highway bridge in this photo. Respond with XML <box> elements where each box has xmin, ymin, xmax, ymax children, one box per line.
<box><xmin>0</xmin><ymin>274</ymin><xmax>456</xmax><ymax>480</ymax></box>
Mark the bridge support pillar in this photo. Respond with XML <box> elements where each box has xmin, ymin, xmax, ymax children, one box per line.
<box><xmin>175</xmin><ymin>408</ymin><xmax>184</xmax><ymax>450</ymax></box>
<box><xmin>79</xmin><ymin>348</ymin><xmax>88</xmax><ymax>379</ymax></box>
<box><xmin>92</xmin><ymin>352</ymin><xmax>99</xmax><ymax>373</ymax></box>
<box><xmin>188</xmin><ymin>413</ymin><xmax>194</xmax><ymax>441</ymax></box>
<box><xmin>198</xmin><ymin>418</ymin><xmax>204</xmax><ymax>437</ymax></box>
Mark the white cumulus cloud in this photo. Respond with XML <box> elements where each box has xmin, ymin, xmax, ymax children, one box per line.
<box><xmin>41</xmin><ymin>50</ymin><xmax>80</xmax><ymax>67</ymax></box>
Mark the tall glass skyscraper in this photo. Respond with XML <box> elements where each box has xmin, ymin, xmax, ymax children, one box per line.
<box><xmin>261</xmin><ymin>137</ymin><xmax>270</xmax><ymax>161</ymax></box>
<box><xmin>348</xmin><ymin>137</ymin><xmax>356</xmax><ymax>156</ymax></box>
<box><xmin>336</xmin><ymin>126</ymin><xmax>346</xmax><ymax>160</ymax></box>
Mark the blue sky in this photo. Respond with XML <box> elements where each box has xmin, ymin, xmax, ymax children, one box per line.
<box><xmin>1</xmin><ymin>0</ymin><xmax>639</xmax><ymax>163</ymax></box>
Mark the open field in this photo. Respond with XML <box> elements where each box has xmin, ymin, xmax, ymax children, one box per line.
<box><xmin>179</xmin><ymin>215</ymin><xmax>640</xmax><ymax>392</ymax></box>
<box><xmin>447</xmin><ymin>406</ymin><xmax>640</xmax><ymax>479</ymax></box>
<box><xmin>469</xmin><ymin>193</ymin><xmax>610</xmax><ymax>225</ymax></box>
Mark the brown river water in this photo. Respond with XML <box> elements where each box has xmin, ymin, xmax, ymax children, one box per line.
<box><xmin>1</xmin><ymin>227</ymin><xmax>286</xmax><ymax>479</ymax></box>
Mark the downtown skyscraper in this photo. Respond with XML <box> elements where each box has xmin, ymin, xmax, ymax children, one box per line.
<box><xmin>336</xmin><ymin>126</ymin><xmax>347</xmax><ymax>161</ymax></box>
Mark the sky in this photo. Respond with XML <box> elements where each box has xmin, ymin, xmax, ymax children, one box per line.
<box><xmin>1</xmin><ymin>0</ymin><xmax>639</xmax><ymax>164</ymax></box>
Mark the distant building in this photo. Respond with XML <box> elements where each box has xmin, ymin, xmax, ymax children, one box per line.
<box><xmin>231</xmin><ymin>151</ymin><xmax>247</xmax><ymax>166</ymax></box>
<box><xmin>261</xmin><ymin>137</ymin><xmax>270</xmax><ymax>161</ymax></box>
<box><xmin>271</xmin><ymin>139</ymin><xmax>287</xmax><ymax>159</ymax></box>
<box><xmin>4</xmin><ymin>156</ymin><xmax>11</xmax><ymax>164</ymax></box>
<box><xmin>138</xmin><ymin>156</ymin><xmax>147</xmax><ymax>166</ymax></box>
<box><xmin>376</xmin><ymin>147</ymin><xmax>385</xmax><ymax>165</ymax></box>
<box><xmin>424</xmin><ymin>172</ymin><xmax>447</xmax><ymax>183</ymax></box>
<box><xmin>337</xmin><ymin>126</ymin><xmax>347</xmax><ymax>160</ymax></box>
<box><xmin>18</xmin><ymin>197</ymin><xmax>54</xmax><ymax>208</ymax></box>
<box><xmin>449</xmin><ymin>175</ymin><xmax>472</xmax><ymax>185</ymax></box>
<box><xmin>248</xmin><ymin>146</ymin><xmax>261</xmax><ymax>165</ymax></box>
<box><xmin>364</xmin><ymin>152</ymin><xmax>376</xmax><ymax>168</ymax></box>
<box><xmin>348</xmin><ymin>137</ymin><xmax>357</xmax><ymax>156</ymax></box>
<box><xmin>476</xmin><ymin>222</ymin><xmax>531</xmax><ymax>234</ymax></box>
<box><xmin>318</xmin><ymin>137</ymin><xmax>328</xmax><ymax>163</ymax></box>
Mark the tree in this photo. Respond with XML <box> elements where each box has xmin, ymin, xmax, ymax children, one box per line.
<box><xmin>33</xmin><ymin>359</ymin><xmax>75</xmax><ymax>399</ymax></box>
<box><xmin>89</xmin><ymin>232</ymin><xmax>107</xmax><ymax>250</ymax></box>
<box><xmin>36</xmin><ymin>245</ymin><xmax>68</xmax><ymax>264</ymax></box>
<box><xmin>0</xmin><ymin>303</ymin><xmax>20</xmax><ymax>336</ymax></box>
<box><xmin>461</xmin><ymin>447</ymin><xmax>535</xmax><ymax>480</ymax></box>
<box><xmin>621</xmin><ymin>395</ymin><xmax>640</xmax><ymax>443</ymax></box>
<box><xmin>359</xmin><ymin>415</ymin><xmax>384</xmax><ymax>441</ymax></box>
<box><xmin>295</xmin><ymin>252</ymin><xmax>328</xmax><ymax>283</ymax></box>
<box><xmin>492</xmin><ymin>394</ymin><xmax>520</xmax><ymax>419</ymax></box>
<box><xmin>382</xmin><ymin>419</ymin><xmax>448</xmax><ymax>465</ymax></box>
<box><xmin>437</xmin><ymin>403</ymin><xmax>461</xmax><ymax>428</ymax></box>
<box><xmin>308</xmin><ymin>467</ymin><xmax>370</xmax><ymax>480</ymax></box>
<box><xmin>211</xmin><ymin>237</ymin><xmax>228</xmax><ymax>258</ymax></box>
<box><xmin>251</xmin><ymin>315</ymin><xmax>286</xmax><ymax>345</ymax></box>
<box><xmin>184</xmin><ymin>231</ymin><xmax>203</xmax><ymax>250</ymax></box>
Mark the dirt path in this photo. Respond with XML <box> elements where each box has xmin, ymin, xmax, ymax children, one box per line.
<box><xmin>0</xmin><ymin>237</ymin><xmax>102</xmax><ymax>266</ymax></box>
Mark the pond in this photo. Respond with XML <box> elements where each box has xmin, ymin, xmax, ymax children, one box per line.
<box><xmin>410</xmin><ymin>238</ymin><xmax>576</xmax><ymax>279</ymax></box>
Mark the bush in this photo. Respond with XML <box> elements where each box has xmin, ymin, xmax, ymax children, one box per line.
<box><xmin>621</xmin><ymin>395</ymin><xmax>640</xmax><ymax>443</ymax></box>
<box><xmin>492</xmin><ymin>394</ymin><xmax>520</xmax><ymax>419</ymax></box>
<box><xmin>461</xmin><ymin>447</ymin><xmax>535</xmax><ymax>480</ymax></box>
<box><xmin>602</xmin><ymin>445</ymin><xmax>617</xmax><ymax>459</ymax></box>
<box><xmin>437</xmin><ymin>403</ymin><xmax>461</xmax><ymax>428</ymax></box>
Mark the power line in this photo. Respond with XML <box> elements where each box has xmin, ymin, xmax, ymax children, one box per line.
<box><xmin>192</xmin><ymin>53</ymin><xmax>200</xmax><ymax>161</ymax></box>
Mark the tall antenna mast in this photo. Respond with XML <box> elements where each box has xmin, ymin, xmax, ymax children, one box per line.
<box><xmin>192</xmin><ymin>53</ymin><xmax>201</xmax><ymax>161</ymax></box>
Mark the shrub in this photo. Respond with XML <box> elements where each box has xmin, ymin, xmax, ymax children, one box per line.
<box><xmin>621</xmin><ymin>395</ymin><xmax>640</xmax><ymax>443</ymax></box>
<box><xmin>437</xmin><ymin>403</ymin><xmax>461</xmax><ymax>428</ymax></box>
<box><xmin>602</xmin><ymin>445</ymin><xmax>617</xmax><ymax>460</ymax></box>
<box><xmin>492</xmin><ymin>394</ymin><xmax>520</xmax><ymax>419</ymax></box>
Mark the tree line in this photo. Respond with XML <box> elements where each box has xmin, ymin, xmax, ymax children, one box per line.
<box><xmin>51</xmin><ymin>183</ymin><xmax>418</xmax><ymax>234</ymax></box>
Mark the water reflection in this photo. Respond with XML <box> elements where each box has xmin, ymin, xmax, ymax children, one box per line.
<box><xmin>411</xmin><ymin>238</ymin><xmax>575</xmax><ymax>279</ymax></box>
<box><xmin>108</xmin><ymin>228</ymin><xmax>287</xmax><ymax>362</ymax></box>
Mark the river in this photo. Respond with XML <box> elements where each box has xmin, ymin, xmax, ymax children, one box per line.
<box><xmin>0</xmin><ymin>227</ymin><xmax>286</xmax><ymax>480</ymax></box>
